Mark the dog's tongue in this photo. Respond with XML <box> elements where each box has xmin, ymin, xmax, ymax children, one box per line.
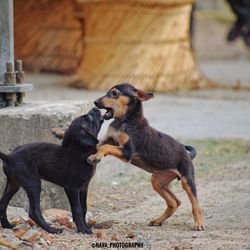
<box><xmin>104</xmin><ymin>109</ymin><xmax>113</xmax><ymax>120</ymax></box>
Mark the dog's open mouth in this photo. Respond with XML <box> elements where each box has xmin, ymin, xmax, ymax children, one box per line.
<box><xmin>103</xmin><ymin>107</ymin><xmax>114</xmax><ymax>120</ymax></box>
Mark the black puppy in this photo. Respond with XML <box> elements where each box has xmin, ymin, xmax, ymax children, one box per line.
<box><xmin>0</xmin><ymin>108</ymin><xmax>103</xmax><ymax>234</ymax></box>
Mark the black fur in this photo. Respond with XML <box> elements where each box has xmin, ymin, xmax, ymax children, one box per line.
<box><xmin>0</xmin><ymin>108</ymin><xmax>103</xmax><ymax>234</ymax></box>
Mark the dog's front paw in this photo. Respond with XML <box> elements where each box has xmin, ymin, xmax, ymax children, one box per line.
<box><xmin>2</xmin><ymin>222</ymin><xmax>15</xmax><ymax>229</ymax></box>
<box><xmin>87</xmin><ymin>154</ymin><xmax>101</xmax><ymax>165</ymax></box>
<box><xmin>149</xmin><ymin>219</ymin><xmax>162</xmax><ymax>226</ymax></box>
<box><xmin>77</xmin><ymin>226</ymin><xmax>93</xmax><ymax>235</ymax></box>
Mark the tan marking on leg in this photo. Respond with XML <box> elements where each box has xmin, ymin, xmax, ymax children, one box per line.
<box><xmin>149</xmin><ymin>171</ymin><xmax>180</xmax><ymax>226</ymax></box>
<box><xmin>167</xmin><ymin>188</ymin><xmax>182</xmax><ymax>207</ymax></box>
<box><xmin>181</xmin><ymin>178</ymin><xmax>204</xmax><ymax>231</ymax></box>
<box><xmin>89</xmin><ymin>128</ymin><xmax>130</xmax><ymax>164</ymax></box>
<box><xmin>87</xmin><ymin>145</ymin><xmax>126</xmax><ymax>164</ymax></box>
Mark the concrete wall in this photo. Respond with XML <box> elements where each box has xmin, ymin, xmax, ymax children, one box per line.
<box><xmin>0</xmin><ymin>101</ymin><xmax>90</xmax><ymax>211</ymax></box>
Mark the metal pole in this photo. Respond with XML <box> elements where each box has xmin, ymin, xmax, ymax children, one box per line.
<box><xmin>0</xmin><ymin>0</ymin><xmax>32</xmax><ymax>108</ymax></box>
<box><xmin>0</xmin><ymin>0</ymin><xmax>14</xmax><ymax>84</ymax></box>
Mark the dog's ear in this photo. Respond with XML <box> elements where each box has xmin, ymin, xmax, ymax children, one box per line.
<box><xmin>79</xmin><ymin>129</ymin><xmax>99</xmax><ymax>147</ymax></box>
<box><xmin>134</xmin><ymin>89</ymin><xmax>154</xmax><ymax>101</ymax></box>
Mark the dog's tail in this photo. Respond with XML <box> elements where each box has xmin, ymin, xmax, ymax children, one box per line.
<box><xmin>184</xmin><ymin>145</ymin><xmax>197</xmax><ymax>160</ymax></box>
<box><xmin>0</xmin><ymin>151</ymin><xmax>7</xmax><ymax>163</ymax></box>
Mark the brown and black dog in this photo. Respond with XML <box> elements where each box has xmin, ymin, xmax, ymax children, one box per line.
<box><xmin>87</xmin><ymin>83</ymin><xmax>204</xmax><ymax>231</ymax></box>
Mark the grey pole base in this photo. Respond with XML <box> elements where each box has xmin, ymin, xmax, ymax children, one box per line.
<box><xmin>0</xmin><ymin>83</ymin><xmax>33</xmax><ymax>108</ymax></box>
<box><xmin>0</xmin><ymin>83</ymin><xmax>33</xmax><ymax>92</ymax></box>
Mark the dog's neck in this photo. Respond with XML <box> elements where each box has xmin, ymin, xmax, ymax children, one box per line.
<box><xmin>64</xmin><ymin>142</ymin><xmax>97</xmax><ymax>155</ymax></box>
<box><xmin>114</xmin><ymin>101</ymin><xmax>147</xmax><ymax>125</ymax></box>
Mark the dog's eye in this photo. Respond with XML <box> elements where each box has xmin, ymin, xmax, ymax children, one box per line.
<box><xmin>111</xmin><ymin>90</ymin><xmax>120</xmax><ymax>98</ymax></box>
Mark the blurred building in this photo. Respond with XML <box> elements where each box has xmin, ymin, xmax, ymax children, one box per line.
<box><xmin>14</xmin><ymin>0</ymin><xmax>209</xmax><ymax>92</ymax></box>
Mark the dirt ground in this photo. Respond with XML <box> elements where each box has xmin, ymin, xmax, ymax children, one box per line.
<box><xmin>1</xmin><ymin>140</ymin><xmax>250</xmax><ymax>250</ymax></box>
<box><xmin>27</xmin><ymin>139</ymin><xmax>250</xmax><ymax>250</ymax></box>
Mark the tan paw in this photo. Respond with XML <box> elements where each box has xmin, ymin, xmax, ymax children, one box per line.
<box><xmin>149</xmin><ymin>219</ymin><xmax>163</xmax><ymax>226</ymax></box>
<box><xmin>51</xmin><ymin>127</ymin><xmax>65</xmax><ymax>139</ymax></box>
<box><xmin>193</xmin><ymin>221</ymin><xmax>205</xmax><ymax>231</ymax></box>
<box><xmin>87</xmin><ymin>154</ymin><xmax>101</xmax><ymax>165</ymax></box>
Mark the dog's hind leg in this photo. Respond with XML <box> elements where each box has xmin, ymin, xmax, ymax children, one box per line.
<box><xmin>181</xmin><ymin>176</ymin><xmax>204</xmax><ymax>231</ymax></box>
<box><xmin>22</xmin><ymin>179</ymin><xmax>63</xmax><ymax>234</ymax></box>
<box><xmin>65</xmin><ymin>187</ymin><xmax>92</xmax><ymax>234</ymax></box>
<box><xmin>0</xmin><ymin>177</ymin><xmax>20</xmax><ymax>228</ymax></box>
<box><xmin>149</xmin><ymin>171</ymin><xmax>181</xmax><ymax>226</ymax></box>
<box><xmin>167</xmin><ymin>187</ymin><xmax>182</xmax><ymax>208</ymax></box>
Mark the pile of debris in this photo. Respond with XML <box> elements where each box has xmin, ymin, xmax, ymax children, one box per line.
<box><xmin>0</xmin><ymin>207</ymin><xmax>73</xmax><ymax>249</ymax></box>
<box><xmin>0</xmin><ymin>207</ymin><xmax>116</xmax><ymax>249</ymax></box>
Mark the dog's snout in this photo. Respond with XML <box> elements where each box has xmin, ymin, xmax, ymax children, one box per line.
<box><xmin>94</xmin><ymin>98</ymin><xmax>103</xmax><ymax>109</ymax></box>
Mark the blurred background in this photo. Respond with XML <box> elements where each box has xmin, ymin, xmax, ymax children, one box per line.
<box><xmin>195</xmin><ymin>0</ymin><xmax>250</xmax><ymax>87</ymax></box>
<box><xmin>13</xmin><ymin>0</ymin><xmax>250</xmax><ymax>93</ymax></box>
